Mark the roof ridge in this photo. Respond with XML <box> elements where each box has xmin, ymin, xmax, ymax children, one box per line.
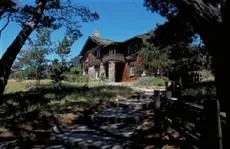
<box><xmin>90</xmin><ymin>35</ymin><xmax>115</xmax><ymax>42</ymax></box>
<box><xmin>89</xmin><ymin>35</ymin><xmax>115</xmax><ymax>45</ymax></box>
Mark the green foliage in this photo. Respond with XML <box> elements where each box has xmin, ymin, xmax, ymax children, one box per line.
<box><xmin>8</xmin><ymin>0</ymin><xmax>99</xmax><ymax>37</ymax></box>
<box><xmin>50</xmin><ymin>59</ymin><xmax>64</xmax><ymax>87</ymax></box>
<box><xmin>144</xmin><ymin>0</ymin><xmax>214</xmax><ymax>79</ymax></box>
<box><xmin>138</xmin><ymin>40</ymin><xmax>174</xmax><ymax>76</ymax></box>
<box><xmin>51</xmin><ymin>33</ymin><xmax>79</xmax><ymax>87</ymax></box>
<box><xmin>144</xmin><ymin>0</ymin><xmax>177</xmax><ymax>19</ymax></box>
<box><xmin>0</xmin><ymin>0</ymin><xmax>100</xmax><ymax>98</ymax></box>
<box><xmin>69</xmin><ymin>56</ymin><xmax>81</xmax><ymax>67</ymax></box>
<box><xmin>136</xmin><ymin>76</ymin><xmax>166</xmax><ymax>87</ymax></box>
<box><xmin>168</xmin><ymin>44</ymin><xmax>213</xmax><ymax>87</ymax></box>
<box><xmin>144</xmin><ymin>0</ymin><xmax>195</xmax><ymax>46</ymax></box>
<box><xmin>70</xmin><ymin>66</ymin><xmax>81</xmax><ymax>74</ymax></box>
<box><xmin>12</xmin><ymin>28</ymin><xmax>52</xmax><ymax>82</ymax></box>
<box><xmin>56</xmin><ymin>35</ymin><xmax>73</xmax><ymax>64</ymax></box>
<box><xmin>55</xmin><ymin>33</ymin><xmax>78</xmax><ymax>78</ymax></box>
<box><xmin>161</xmin><ymin>76</ymin><xmax>169</xmax><ymax>82</ymax></box>
<box><xmin>135</xmin><ymin>64</ymin><xmax>146</xmax><ymax>77</ymax></box>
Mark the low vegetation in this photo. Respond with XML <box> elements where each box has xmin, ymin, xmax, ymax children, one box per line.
<box><xmin>4</xmin><ymin>79</ymin><xmax>51</xmax><ymax>94</ymax></box>
<box><xmin>1</xmin><ymin>79</ymin><xmax>133</xmax><ymax>142</ymax></box>
<box><xmin>135</xmin><ymin>76</ymin><xmax>167</xmax><ymax>87</ymax></box>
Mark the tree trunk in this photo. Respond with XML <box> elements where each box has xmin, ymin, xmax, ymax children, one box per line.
<box><xmin>189</xmin><ymin>18</ymin><xmax>223</xmax><ymax>148</ymax></box>
<box><xmin>171</xmin><ymin>1</ymin><xmax>229</xmax><ymax>148</ymax></box>
<box><xmin>154</xmin><ymin>90</ymin><xmax>164</xmax><ymax>131</ymax></box>
<box><xmin>200</xmin><ymin>2</ymin><xmax>230</xmax><ymax>148</ymax></box>
<box><xmin>0</xmin><ymin>0</ymin><xmax>47</xmax><ymax>102</ymax></box>
<box><xmin>196</xmin><ymin>19</ymin><xmax>229</xmax><ymax>149</ymax></box>
<box><xmin>219</xmin><ymin>2</ymin><xmax>230</xmax><ymax>148</ymax></box>
<box><xmin>154</xmin><ymin>0</ymin><xmax>229</xmax><ymax>148</ymax></box>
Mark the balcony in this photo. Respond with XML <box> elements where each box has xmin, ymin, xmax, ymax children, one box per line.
<box><xmin>102</xmin><ymin>53</ymin><xmax>125</xmax><ymax>62</ymax></box>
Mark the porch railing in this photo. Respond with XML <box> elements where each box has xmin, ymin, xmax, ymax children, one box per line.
<box><xmin>102</xmin><ymin>53</ymin><xmax>125</xmax><ymax>62</ymax></box>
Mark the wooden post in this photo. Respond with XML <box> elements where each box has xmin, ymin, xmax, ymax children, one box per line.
<box><xmin>165</xmin><ymin>81</ymin><xmax>172</xmax><ymax>98</ymax></box>
<box><xmin>154</xmin><ymin>90</ymin><xmax>163</xmax><ymax>131</ymax></box>
<box><xmin>154</xmin><ymin>90</ymin><xmax>161</xmax><ymax>110</ymax></box>
<box><xmin>216</xmin><ymin>99</ymin><xmax>223</xmax><ymax>149</ymax></box>
<box><xmin>201</xmin><ymin>98</ymin><xmax>221</xmax><ymax>149</ymax></box>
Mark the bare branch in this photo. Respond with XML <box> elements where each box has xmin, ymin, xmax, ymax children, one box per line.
<box><xmin>0</xmin><ymin>12</ymin><xmax>11</xmax><ymax>38</ymax></box>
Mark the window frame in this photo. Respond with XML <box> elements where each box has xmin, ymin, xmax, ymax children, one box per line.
<box><xmin>129</xmin><ymin>65</ymin><xmax>135</xmax><ymax>77</ymax></box>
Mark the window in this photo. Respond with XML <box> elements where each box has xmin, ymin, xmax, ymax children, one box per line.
<box><xmin>96</xmin><ymin>49</ymin><xmax>100</xmax><ymax>57</ymax></box>
<box><xmin>129</xmin><ymin>66</ymin><xmax>135</xmax><ymax>76</ymax></box>
<box><xmin>95</xmin><ymin>66</ymin><xmax>100</xmax><ymax>79</ymax></box>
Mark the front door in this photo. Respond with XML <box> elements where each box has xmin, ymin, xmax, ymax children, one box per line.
<box><xmin>115</xmin><ymin>62</ymin><xmax>125</xmax><ymax>82</ymax></box>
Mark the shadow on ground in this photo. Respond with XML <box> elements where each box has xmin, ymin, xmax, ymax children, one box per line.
<box><xmin>0</xmin><ymin>84</ymin><xmax>133</xmax><ymax>146</ymax></box>
<box><xmin>0</xmin><ymin>85</ymin><xmax>192</xmax><ymax>149</ymax></box>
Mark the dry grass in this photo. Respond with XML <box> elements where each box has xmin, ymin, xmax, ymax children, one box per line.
<box><xmin>161</xmin><ymin>145</ymin><xmax>180</xmax><ymax>149</ymax></box>
<box><xmin>57</xmin><ymin>113</ymin><xmax>79</xmax><ymax>126</ymax></box>
<box><xmin>4</xmin><ymin>79</ymin><xmax>51</xmax><ymax>94</ymax></box>
<box><xmin>0</xmin><ymin>127</ymin><xmax>14</xmax><ymax>138</ymax></box>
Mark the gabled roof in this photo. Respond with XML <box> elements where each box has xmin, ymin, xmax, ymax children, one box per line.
<box><xmin>90</xmin><ymin>36</ymin><xmax>114</xmax><ymax>46</ymax></box>
<box><xmin>79</xmin><ymin>35</ymin><xmax>116</xmax><ymax>56</ymax></box>
<box><xmin>123</xmin><ymin>30</ymin><xmax>154</xmax><ymax>43</ymax></box>
<box><xmin>79</xmin><ymin>30</ymin><xmax>154</xmax><ymax>57</ymax></box>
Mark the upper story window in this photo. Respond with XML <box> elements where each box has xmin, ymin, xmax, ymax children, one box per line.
<box><xmin>129</xmin><ymin>65</ymin><xmax>135</xmax><ymax>76</ymax></box>
<box><xmin>96</xmin><ymin>49</ymin><xmax>101</xmax><ymax>58</ymax></box>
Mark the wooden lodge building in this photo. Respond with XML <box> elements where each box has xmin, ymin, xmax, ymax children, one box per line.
<box><xmin>79</xmin><ymin>31</ymin><xmax>151</xmax><ymax>82</ymax></box>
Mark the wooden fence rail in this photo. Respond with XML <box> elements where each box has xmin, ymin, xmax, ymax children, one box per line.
<box><xmin>158</xmin><ymin>93</ymin><xmax>226</xmax><ymax>148</ymax></box>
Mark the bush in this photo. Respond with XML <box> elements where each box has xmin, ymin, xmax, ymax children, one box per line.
<box><xmin>161</xmin><ymin>76</ymin><xmax>169</xmax><ymax>82</ymax></box>
<box><xmin>70</xmin><ymin>66</ymin><xmax>81</xmax><ymax>74</ymax></box>
<box><xmin>50</xmin><ymin>59</ymin><xmax>64</xmax><ymax>87</ymax></box>
<box><xmin>136</xmin><ymin>76</ymin><xmax>166</xmax><ymax>87</ymax></box>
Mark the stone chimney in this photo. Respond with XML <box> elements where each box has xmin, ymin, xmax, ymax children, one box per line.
<box><xmin>93</xmin><ymin>29</ymin><xmax>100</xmax><ymax>37</ymax></box>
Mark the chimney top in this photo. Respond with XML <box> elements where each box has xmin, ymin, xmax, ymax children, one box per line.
<box><xmin>92</xmin><ymin>29</ymin><xmax>100</xmax><ymax>37</ymax></box>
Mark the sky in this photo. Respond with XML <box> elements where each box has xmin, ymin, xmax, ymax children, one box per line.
<box><xmin>0</xmin><ymin>0</ymin><xmax>166</xmax><ymax>60</ymax></box>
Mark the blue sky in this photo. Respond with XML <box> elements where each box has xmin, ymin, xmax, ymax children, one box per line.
<box><xmin>0</xmin><ymin>0</ymin><xmax>166</xmax><ymax>60</ymax></box>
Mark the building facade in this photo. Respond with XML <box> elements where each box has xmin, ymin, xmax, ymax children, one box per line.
<box><xmin>79</xmin><ymin>31</ymin><xmax>151</xmax><ymax>82</ymax></box>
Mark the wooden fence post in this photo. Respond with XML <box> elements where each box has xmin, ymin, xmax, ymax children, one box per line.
<box><xmin>201</xmin><ymin>98</ymin><xmax>222</xmax><ymax>149</ymax></box>
<box><xmin>165</xmin><ymin>81</ymin><xmax>172</xmax><ymax>98</ymax></box>
<box><xmin>154</xmin><ymin>90</ymin><xmax>163</xmax><ymax>131</ymax></box>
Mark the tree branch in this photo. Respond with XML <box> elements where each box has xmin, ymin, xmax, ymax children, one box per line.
<box><xmin>173</xmin><ymin>0</ymin><xmax>222</xmax><ymax>23</ymax></box>
<box><xmin>0</xmin><ymin>0</ymin><xmax>47</xmax><ymax>82</ymax></box>
<box><xmin>0</xmin><ymin>12</ymin><xmax>11</xmax><ymax>38</ymax></box>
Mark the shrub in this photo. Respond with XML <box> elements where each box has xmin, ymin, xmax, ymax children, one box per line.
<box><xmin>70</xmin><ymin>66</ymin><xmax>81</xmax><ymax>74</ymax></box>
<box><xmin>50</xmin><ymin>59</ymin><xmax>64</xmax><ymax>87</ymax></box>
<box><xmin>161</xmin><ymin>76</ymin><xmax>169</xmax><ymax>82</ymax></box>
<box><xmin>152</xmin><ymin>77</ymin><xmax>165</xmax><ymax>86</ymax></box>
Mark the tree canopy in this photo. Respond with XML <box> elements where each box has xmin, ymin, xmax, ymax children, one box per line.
<box><xmin>144</xmin><ymin>0</ymin><xmax>228</xmax><ymax>49</ymax></box>
<box><xmin>138</xmin><ymin>40</ymin><xmax>174</xmax><ymax>76</ymax></box>
<box><xmin>144</xmin><ymin>0</ymin><xmax>229</xmax><ymax>148</ymax></box>
<box><xmin>0</xmin><ymin>0</ymin><xmax>99</xmax><ymax>100</ymax></box>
